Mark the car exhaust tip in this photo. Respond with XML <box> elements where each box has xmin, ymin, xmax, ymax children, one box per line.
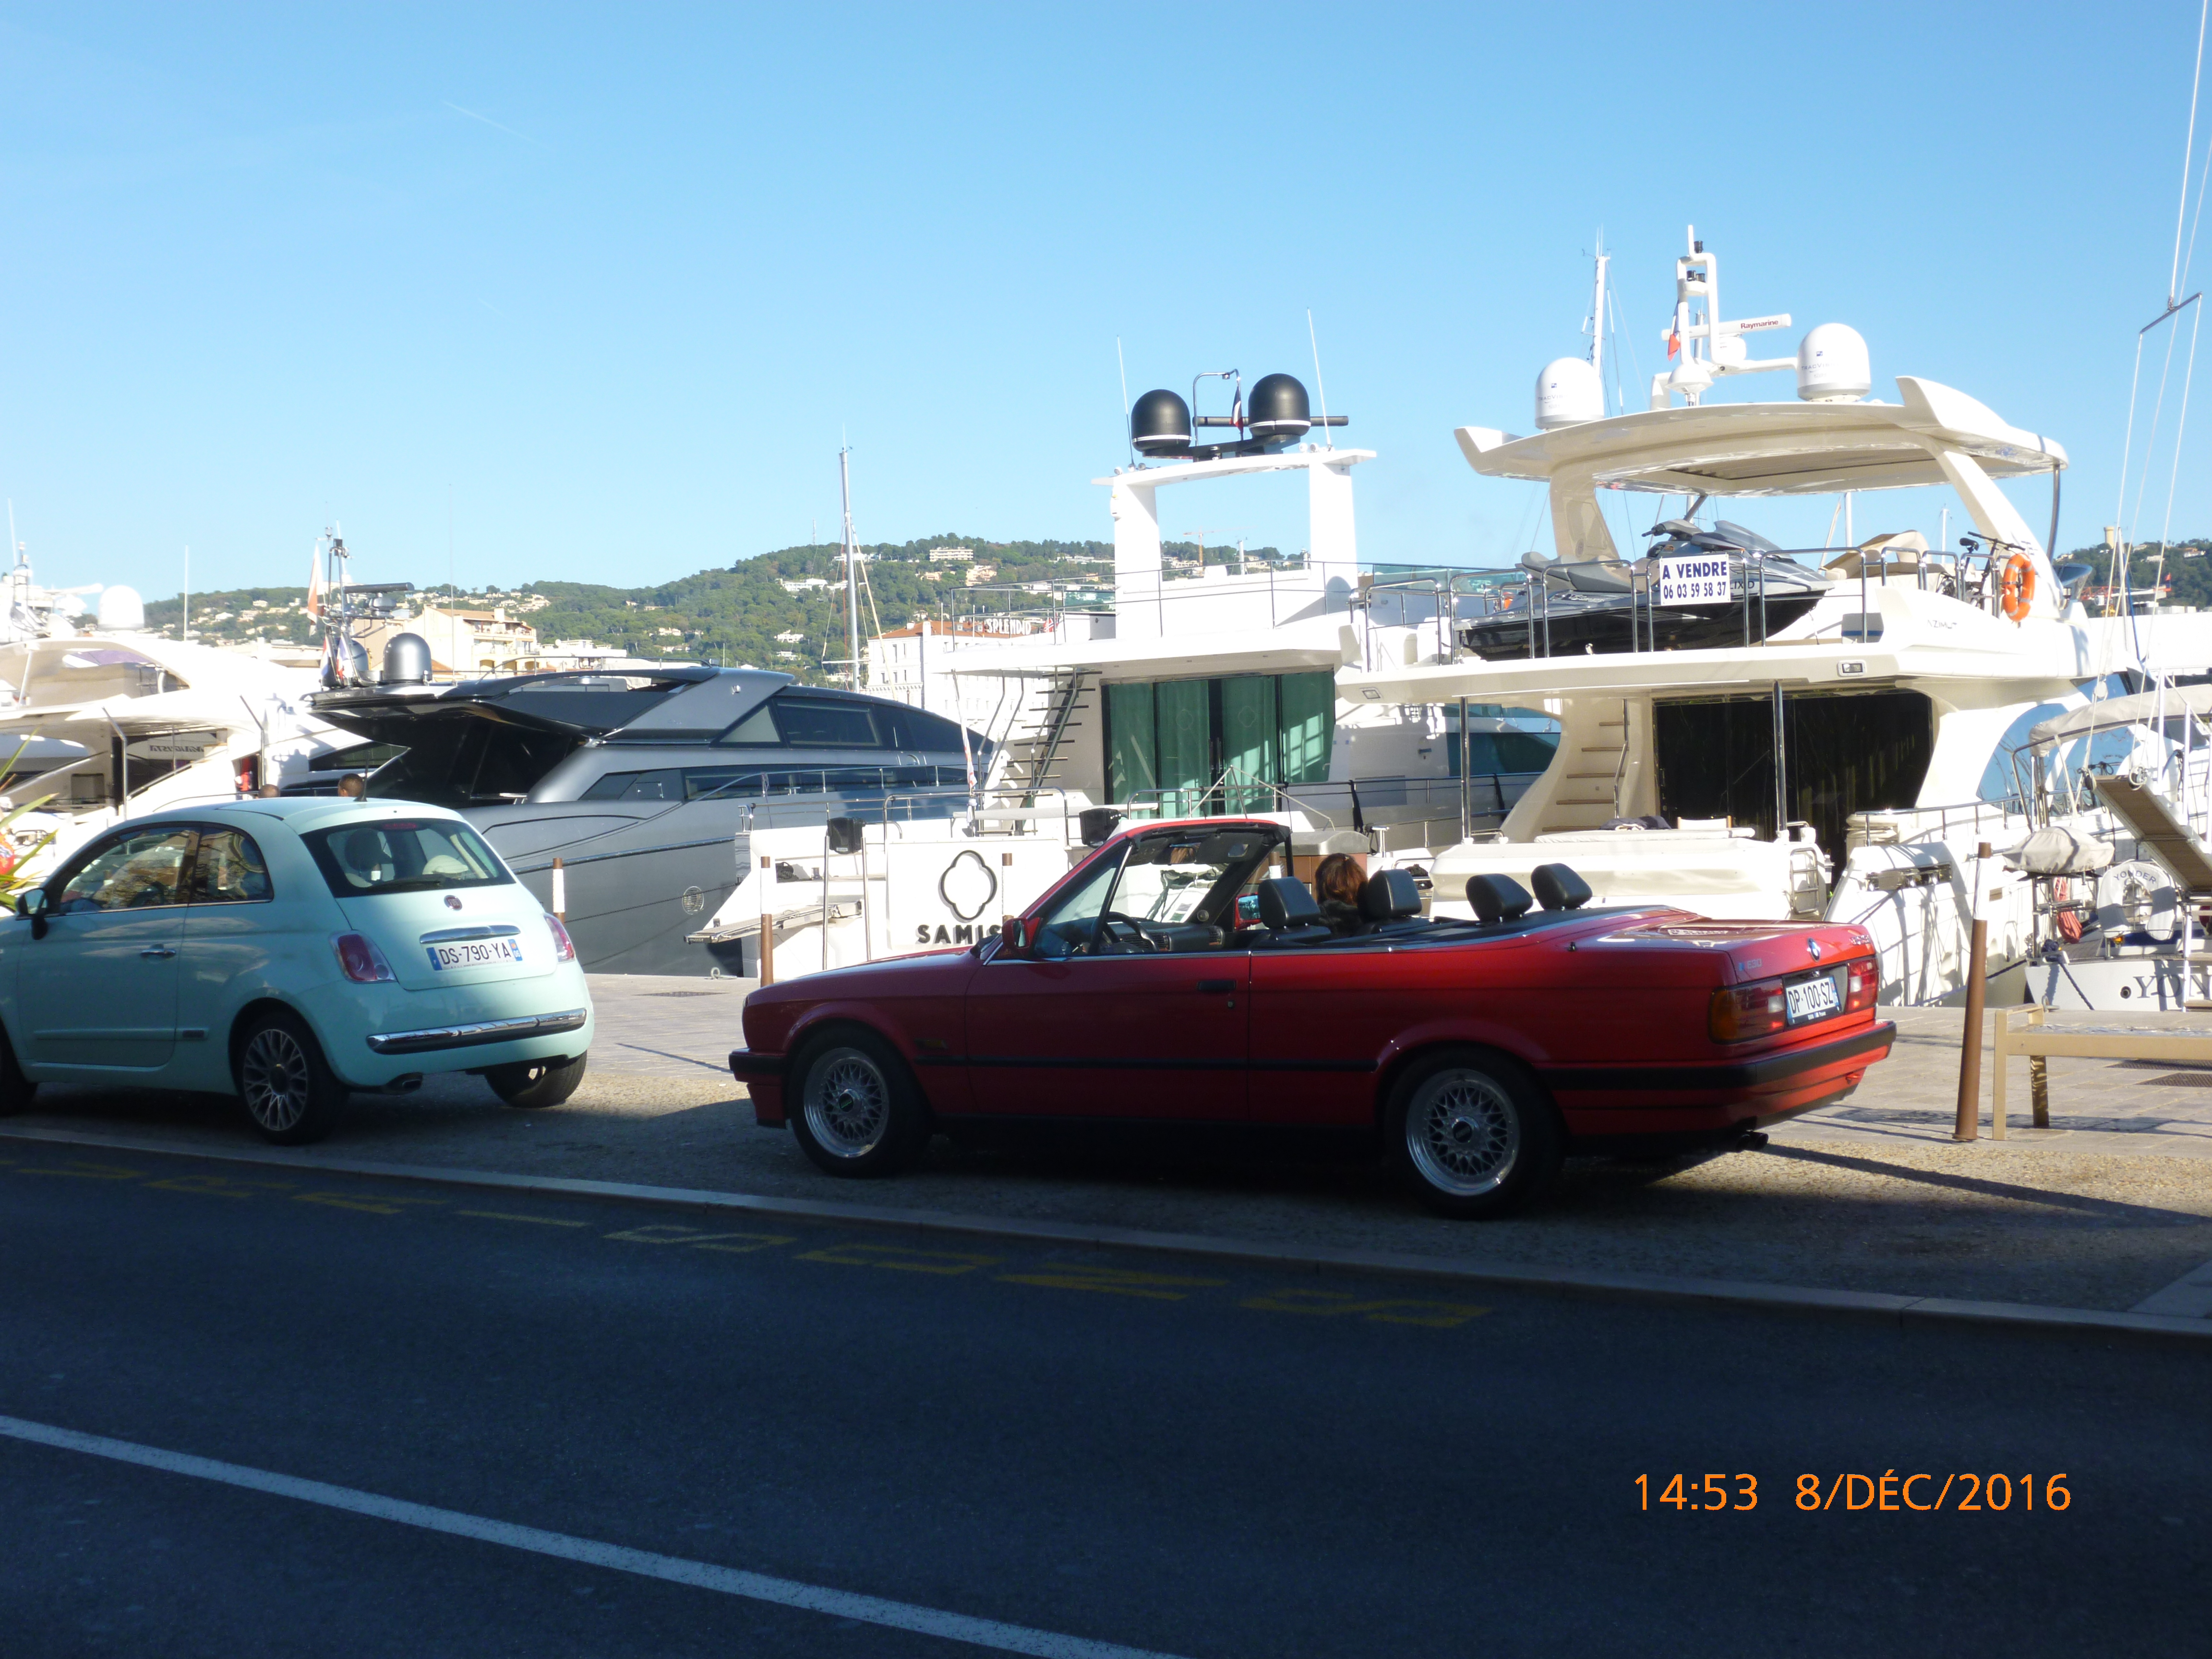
<box><xmin>385</xmin><ymin>1074</ymin><xmax>423</xmax><ymax>1094</ymax></box>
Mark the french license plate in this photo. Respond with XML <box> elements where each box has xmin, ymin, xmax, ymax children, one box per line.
<box><xmin>425</xmin><ymin>938</ymin><xmax>525</xmax><ymax>971</ymax></box>
<box><xmin>1785</xmin><ymin>972</ymin><xmax>1841</xmax><ymax>1025</ymax></box>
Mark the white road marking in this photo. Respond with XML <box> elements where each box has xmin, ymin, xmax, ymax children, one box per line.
<box><xmin>0</xmin><ymin>1413</ymin><xmax>1188</xmax><ymax>1659</ymax></box>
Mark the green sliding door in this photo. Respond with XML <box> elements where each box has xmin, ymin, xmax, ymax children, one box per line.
<box><xmin>1220</xmin><ymin>676</ymin><xmax>1278</xmax><ymax>810</ymax></box>
<box><xmin>1106</xmin><ymin>682</ymin><xmax>1157</xmax><ymax>804</ymax></box>
<box><xmin>1154</xmin><ymin>679</ymin><xmax>1211</xmax><ymax>815</ymax></box>
<box><xmin>1277</xmin><ymin>672</ymin><xmax>1334</xmax><ymax>785</ymax></box>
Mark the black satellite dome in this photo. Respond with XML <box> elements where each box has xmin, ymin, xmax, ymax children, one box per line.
<box><xmin>1130</xmin><ymin>388</ymin><xmax>1192</xmax><ymax>456</ymax></box>
<box><xmin>1246</xmin><ymin>373</ymin><xmax>1311</xmax><ymax>441</ymax></box>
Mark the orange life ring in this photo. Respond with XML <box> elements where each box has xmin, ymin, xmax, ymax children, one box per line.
<box><xmin>1999</xmin><ymin>552</ymin><xmax>2036</xmax><ymax>622</ymax></box>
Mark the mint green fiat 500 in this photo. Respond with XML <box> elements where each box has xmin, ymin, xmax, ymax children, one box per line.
<box><xmin>0</xmin><ymin>799</ymin><xmax>594</xmax><ymax>1144</ymax></box>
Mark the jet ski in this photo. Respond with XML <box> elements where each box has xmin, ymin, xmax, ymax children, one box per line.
<box><xmin>1458</xmin><ymin>520</ymin><xmax>1833</xmax><ymax>659</ymax></box>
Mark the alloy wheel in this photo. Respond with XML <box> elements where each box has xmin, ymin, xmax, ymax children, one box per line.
<box><xmin>240</xmin><ymin>1028</ymin><xmax>312</xmax><ymax>1134</ymax></box>
<box><xmin>1406</xmin><ymin>1068</ymin><xmax>1521</xmax><ymax>1197</ymax></box>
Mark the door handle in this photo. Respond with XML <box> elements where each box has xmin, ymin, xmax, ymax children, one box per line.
<box><xmin>1196</xmin><ymin>978</ymin><xmax>1234</xmax><ymax>994</ymax></box>
<box><xmin>139</xmin><ymin>945</ymin><xmax>176</xmax><ymax>959</ymax></box>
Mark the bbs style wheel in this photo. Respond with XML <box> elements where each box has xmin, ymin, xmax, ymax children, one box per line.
<box><xmin>787</xmin><ymin>1031</ymin><xmax>928</xmax><ymax>1178</ymax></box>
<box><xmin>1385</xmin><ymin>1047</ymin><xmax>1560</xmax><ymax>1219</ymax></box>
<box><xmin>235</xmin><ymin>1010</ymin><xmax>346</xmax><ymax>1146</ymax></box>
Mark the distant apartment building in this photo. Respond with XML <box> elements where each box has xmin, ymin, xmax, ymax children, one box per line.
<box><xmin>928</xmin><ymin>546</ymin><xmax>974</xmax><ymax>562</ymax></box>
<box><xmin>866</xmin><ymin>614</ymin><xmax>1058</xmax><ymax>732</ymax></box>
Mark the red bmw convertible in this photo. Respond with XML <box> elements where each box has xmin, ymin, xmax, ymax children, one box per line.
<box><xmin>730</xmin><ymin>817</ymin><xmax>1893</xmax><ymax>1218</ymax></box>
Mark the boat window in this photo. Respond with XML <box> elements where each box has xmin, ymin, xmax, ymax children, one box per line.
<box><xmin>303</xmin><ymin>819</ymin><xmax>514</xmax><ymax>896</ymax></box>
<box><xmin>684</xmin><ymin>768</ymin><xmax>765</xmax><ymax>801</ymax></box>
<box><xmin>187</xmin><ymin>829</ymin><xmax>273</xmax><ymax>904</ymax></box>
<box><xmin>51</xmin><ymin>827</ymin><xmax>196</xmax><ymax>913</ymax></box>
<box><xmin>881</xmin><ymin>706</ymin><xmax>969</xmax><ymax>752</ymax></box>
<box><xmin>719</xmin><ymin>704</ymin><xmax>781</xmax><ymax>745</ymax></box>
<box><xmin>773</xmin><ymin>697</ymin><xmax>881</xmax><ymax>747</ymax></box>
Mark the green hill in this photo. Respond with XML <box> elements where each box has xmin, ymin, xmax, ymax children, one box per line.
<box><xmin>141</xmin><ymin>533</ymin><xmax>1280</xmax><ymax>680</ymax></box>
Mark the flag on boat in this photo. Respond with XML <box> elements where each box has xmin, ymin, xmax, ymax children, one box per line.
<box><xmin>306</xmin><ymin>544</ymin><xmax>324</xmax><ymax>619</ymax></box>
<box><xmin>1666</xmin><ymin>330</ymin><xmax>1680</xmax><ymax>360</ymax></box>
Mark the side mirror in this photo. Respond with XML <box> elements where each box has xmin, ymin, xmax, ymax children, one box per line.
<box><xmin>999</xmin><ymin>916</ymin><xmax>1034</xmax><ymax>955</ymax></box>
<box><xmin>18</xmin><ymin>888</ymin><xmax>48</xmax><ymax>939</ymax></box>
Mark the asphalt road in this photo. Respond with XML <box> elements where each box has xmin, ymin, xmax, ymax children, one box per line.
<box><xmin>1</xmin><ymin>1145</ymin><xmax>2205</xmax><ymax>1658</ymax></box>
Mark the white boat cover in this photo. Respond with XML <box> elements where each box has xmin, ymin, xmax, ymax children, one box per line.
<box><xmin>2026</xmin><ymin>685</ymin><xmax>2212</xmax><ymax>754</ymax></box>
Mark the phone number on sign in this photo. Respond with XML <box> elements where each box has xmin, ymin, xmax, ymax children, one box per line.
<box><xmin>1635</xmin><ymin>1473</ymin><xmax>2071</xmax><ymax>1512</ymax></box>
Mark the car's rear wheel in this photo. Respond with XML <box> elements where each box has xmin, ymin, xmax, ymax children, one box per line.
<box><xmin>486</xmin><ymin>1054</ymin><xmax>588</xmax><ymax>1109</ymax></box>
<box><xmin>235</xmin><ymin>1011</ymin><xmax>345</xmax><ymax>1146</ymax></box>
<box><xmin>0</xmin><ymin>1022</ymin><xmax>34</xmax><ymax>1116</ymax></box>
<box><xmin>788</xmin><ymin>1031</ymin><xmax>927</xmax><ymax>1178</ymax></box>
<box><xmin>1386</xmin><ymin>1047</ymin><xmax>1560</xmax><ymax>1219</ymax></box>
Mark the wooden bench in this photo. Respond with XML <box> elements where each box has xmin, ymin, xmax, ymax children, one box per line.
<box><xmin>1991</xmin><ymin>1006</ymin><xmax>2212</xmax><ymax>1136</ymax></box>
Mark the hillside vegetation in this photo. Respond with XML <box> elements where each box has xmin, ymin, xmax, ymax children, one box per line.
<box><xmin>140</xmin><ymin>533</ymin><xmax>1280</xmax><ymax>681</ymax></box>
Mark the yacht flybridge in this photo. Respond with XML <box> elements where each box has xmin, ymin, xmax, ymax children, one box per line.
<box><xmin>1347</xmin><ymin>231</ymin><xmax>2212</xmax><ymax>1004</ymax></box>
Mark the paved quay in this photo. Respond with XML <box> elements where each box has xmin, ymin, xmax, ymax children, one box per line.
<box><xmin>11</xmin><ymin>980</ymin><xmax>2212</xmax><ymax>1319</ymax></box>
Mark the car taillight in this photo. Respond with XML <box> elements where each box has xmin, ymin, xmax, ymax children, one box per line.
<box><xmin>544</xmin><ymin>912</ymin><xmax>576</xmax><ymax>962</ymax></box>
<box><xmin>1845</xmin><ymin>957</ymin><xmax>1877</xmax><ymax>1013</ymax></box>
<box><xmin>333</xmin><ymin>932</ymin><xmax>397</xmax><ymax>984</ymax></box>
<box><xmin>1709</xmin><ymin>978</ymin><xmax>1790</xmax><ymax>1042</ymax></box>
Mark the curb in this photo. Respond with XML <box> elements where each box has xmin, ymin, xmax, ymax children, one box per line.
<box><xmin>7</xmin><ymin>1123</ymin><xmax>2211</xmax><ymax>1346</ymax></box>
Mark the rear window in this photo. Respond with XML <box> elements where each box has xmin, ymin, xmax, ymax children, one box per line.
<box><xmin>302</xmin><ymin>818</ymin><xmax>514</xmax><ymax>896</ymax></box>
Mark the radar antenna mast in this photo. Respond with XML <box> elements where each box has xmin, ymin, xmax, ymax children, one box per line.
<box><xmin>839</xmin><ymin>445</ymin><xmax>862</xmax><ymax>692</ymax></box>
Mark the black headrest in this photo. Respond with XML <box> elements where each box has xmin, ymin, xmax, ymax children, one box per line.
<box><xmin>1256</xmin><ymin>877</ymin><xmax>1320</xmax><ymax>929</ymax></box>
<box><xmin>1531</xmin><ymin>863</ymin><xmax>1592</xmax><ymax>911</ymax></box>
<box><xmin>1358</xmin><ymin>867</ymin><xmax>1424</xmax><ymax>921</ymax></box>
<box><xmin>1466</xmin><ymin>873</ymin><xmax>1533</xmax><ymax>924</ymax></box>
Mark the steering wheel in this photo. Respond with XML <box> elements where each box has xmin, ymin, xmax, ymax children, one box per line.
<box><xmin>1096</xmin><ymin>913</ymin><xmax>1160</xmax><ymax>953</ymax></box>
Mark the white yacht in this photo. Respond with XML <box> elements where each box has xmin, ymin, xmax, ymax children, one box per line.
<box><xmin>1346</xmin><ymin>233</ymin><xmax>2212</xmax><ymax>1005</ymax></box>
<box><xmin>0</xmin><ymin>550</ymin><xmax>334</xmax><ymax>876</ymax></box>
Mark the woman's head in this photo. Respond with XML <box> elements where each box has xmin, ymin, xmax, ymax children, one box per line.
<box><xmin>1313</xmin><ymin>853</ymin><xmax>1365</xmax><ymax>907</ymax></box>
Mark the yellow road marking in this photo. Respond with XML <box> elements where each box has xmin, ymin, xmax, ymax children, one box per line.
<box><xmin>148</xmin><ymin>1174</ymin><xmax>297</xmax><ymax>1199</ymax></box>
<box><xmin>798</xmin><ymin>1242</ymin><xmax>1002</xmax><ymax>1274</ymax></box>
<box><xmin>603</xmin><ymin>1223</ymin><xmax>795</xmax><ymax>1252</ymax></box>
<box><xmin>14</xmin><ymin>1161</ymin><xmax>145</xmax><ymax>1180</ymax></box>
<box><xmin>291</xmin><ymin>1191</ymin><xmax>448</xmax><ymax>1216</ymax></box>
<box><xmin>997</xmin><ymin>1263</ymin><xmax>1227</xmax><ymax>1300</ymax></box>
<box><xmin>1240</xmin><ymin>1288</ymin><xmax>1490</xmax><ymax>1327</ymax></box>
<box><xmin>457</xmin><ymin>1211</ymin><xmax>590</xmax><ymax>1228</ymax></box>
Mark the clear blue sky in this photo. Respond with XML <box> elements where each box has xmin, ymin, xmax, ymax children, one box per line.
<box><xmin>3</xmin><ymin>1</ymin><xmax>2209</xmax><ymax>600</ymax></box>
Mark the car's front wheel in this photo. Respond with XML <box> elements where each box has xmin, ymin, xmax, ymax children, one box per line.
<box><xmin>235</xmin><ymin>1010</ymin><xmax>346</xmax><ymax>1146</ymax></box>
<box><xmin>0</xmin><ymin>1022</ymin><xmax>34</xmax><ymax>1117</ymax></box>
<box><xmin>788</xmin><ymin>1031</ymin><xmax>927</xmax><ymax>1178</ymax></box>
<box><xmin>486</xmin><ymin>1053</ymin><xmax>588</xmax><ymax>1109</ymax></box>
<box><xmin>1386</xmin><ymin>1047</ymin><xmax>1560</xmax><ymax>1219</ymax></box>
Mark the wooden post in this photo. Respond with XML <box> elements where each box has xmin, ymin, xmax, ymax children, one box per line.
<box><xmin>1953</xmin><ymin>841</ymin><xmax>1992</xmax><ymax>1141</ymax></box>
<box><xmin>757</xmin><ymin>853</ymin><xmax>774</xmax><ymax>985</ymax></box>
<box><xmin>550</xmin><ymin>856</ymin><xmax>565</xmax><ymax>922</ymax></box>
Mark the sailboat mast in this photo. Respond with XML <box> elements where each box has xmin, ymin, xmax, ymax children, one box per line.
<box><xmin>838</xmin><ymin>447</ymin><xmax>861</xmax><ymax>692</ymax></box>
<box><xmin>1589</xmin><ymin>239</ymin><xmax>1609</xmax><ymax>384</ymax></box>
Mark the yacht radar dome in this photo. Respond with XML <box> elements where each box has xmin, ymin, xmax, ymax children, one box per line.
<box><xmin>1535</xmin><ymin>357</ymin><xmax>1604</xmax><ymax>429</ymax></box>
<box><xmin>1130</xmin><ymin>388</ymin><xmax>1193</xmax><ymax>456</ymax></box>
<box><xmin>1246</xmin><ymin>373</ymin><xmax>1312</xmax><ymax>441</ymax></box>
<box><xmin>96</xmin><ymin>586</ymin><xmax>144</xmax><ymax>630</ymax></box>
<box><xmin>1797</xmin><ymin>323</ymin><xmax>1871</xmax><ymax>402</ymax></box>
<box><xmin>381</xmin><ymin>632</ymin><xmax>433</xmax><ymax>685</ymax></box>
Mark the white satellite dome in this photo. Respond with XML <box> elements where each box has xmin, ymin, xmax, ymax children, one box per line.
<box><xmin>96</xmin><ymin>585</ymin><xmax>145</xmax><ymax>630</ymax></box>
<box><xmin>1535</xmin><ymin>357</ymin><xmax>1604</xmax><ymax>430</ymax></box>
<box><xmin>1797</xmin><ymin>323</ymin><xmax>1871</xmax><ymax>403</ymax></box>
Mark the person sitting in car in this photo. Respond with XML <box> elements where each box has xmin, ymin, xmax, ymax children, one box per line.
<box><xmin>1312</xmin><ymin>853</ymin><xmax>1367</xmax><ymax>934</ymax></box>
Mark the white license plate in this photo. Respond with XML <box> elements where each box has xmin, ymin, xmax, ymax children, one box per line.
<box><xmin>1785</xmin><ymin>973</ymin><xmax>1841</xmax><ymax>1025</ymax></box>
<box><xmin>426</xmin><ymin>938</ymin><xmax>525</xmax><ymax>971</ymax></box>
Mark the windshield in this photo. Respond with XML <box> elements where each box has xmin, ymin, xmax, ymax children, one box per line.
<box><xmin>303</xmin><ymin>818</ymin><xmax>514</xmax><ymax>897</ymax></box>
<box><xmin>1030</xmin><ymin>828</ymin><xmax>1273</xmax><ymax>957</ymax></box>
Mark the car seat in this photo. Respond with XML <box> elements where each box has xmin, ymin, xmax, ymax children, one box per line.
<box><xmin>1466</xmin><ymin>873</ymin><xmax>1533</xmax><ymax>924</ymax></box>
<box><xmin>1357</xmin><ymin>868</ymin><xmax>1429</xmax><ymax>935</ymax></box>
<box><xmin>1252</xmin><ymin>876</ymin><xmax>1335</xmax><ymax>945</ymax></box>
<box><xmin>1531</xmin><ymin>863</ymin><xmax>1593</xmax><ymax>911</ymax></box>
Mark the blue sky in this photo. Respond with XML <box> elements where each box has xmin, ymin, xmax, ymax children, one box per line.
<box><xmin>2</xmin><ymin>1</ymin><xmax>2209</xmax><ymax>600</ymax></box>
